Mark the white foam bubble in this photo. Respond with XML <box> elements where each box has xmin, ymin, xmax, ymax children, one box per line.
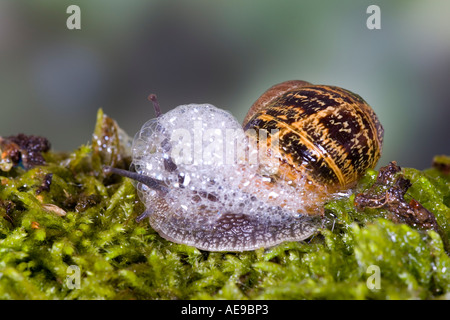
<box><xmin>131</xmin><ymin>103</ymin><xmax>324</xmax><ymax>250</ymax></box>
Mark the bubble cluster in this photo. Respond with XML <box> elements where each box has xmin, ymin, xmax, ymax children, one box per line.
<box><xmin>131</xmin><ymin>104</ymin><xmax>322</xmax><ymax>251</ymax></box>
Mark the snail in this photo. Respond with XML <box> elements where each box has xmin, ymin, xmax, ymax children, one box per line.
<box><xmin>105</xmin><ymin>80</ymin><xmax>384</xmax><ymax>252</ymax></box>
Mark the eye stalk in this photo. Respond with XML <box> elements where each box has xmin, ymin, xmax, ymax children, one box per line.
<box><xmin>103</xmin><ymin>166</ymin><xmax>169</xmax><ymax>194</ymax></box>
<box><xmin>103</xmin><ymin>94</ymin><xmax>169</xmax><ymax>192</ymax></box>
<box><xmin>148</xmin><ymin>94</ymin><xmax>162</xmax><ymax>117</ymax></box>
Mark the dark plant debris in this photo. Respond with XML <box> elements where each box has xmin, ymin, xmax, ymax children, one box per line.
<box><xmin>355</xmin><ymin>161</ymin><xmax>439</xmax><ymax>232</ymax></box>
<box><xmin>0</xmin><ymin>134</ymin><xmax>50</xmax><ymax>171</ymax></box>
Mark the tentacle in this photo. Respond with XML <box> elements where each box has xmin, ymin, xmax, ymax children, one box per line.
<box><xmin>103</xmin><ymin>166</ymin><xmax>169</xmax><ymax>193</ymax></box>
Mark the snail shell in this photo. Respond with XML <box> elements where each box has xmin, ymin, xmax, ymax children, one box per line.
<box><xmin>106</xmin><ymin>80</ymin><xmax>383</xmax><ymax>252</ymax></box>
<box><xmin>243</xmin><ymin>80</ymin><xmax>384</xmax><ymax>190</ymax></box>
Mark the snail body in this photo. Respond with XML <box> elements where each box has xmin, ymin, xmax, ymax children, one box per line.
<box><xmin>106</xmin><ymin>80</ymin><xmax>383</xmax><ymax>252</ymax></box>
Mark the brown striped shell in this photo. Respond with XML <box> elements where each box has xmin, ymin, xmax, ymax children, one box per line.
<box><xmin>243</xmin><ymin>80</ymin><xmax>384</xmax><ymax>191</ymax></box>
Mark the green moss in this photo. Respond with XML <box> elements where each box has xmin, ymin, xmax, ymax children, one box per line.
<box><xmin>0</xmin><ymin>110</ymin><xmax>449</xmax><ymax>300</ymax></box>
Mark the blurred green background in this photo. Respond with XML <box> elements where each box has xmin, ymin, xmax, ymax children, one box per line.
<box><xmin>0</xmin><ymin>0</ymin><xmax>449</xmax><ymax>170</ymax></box>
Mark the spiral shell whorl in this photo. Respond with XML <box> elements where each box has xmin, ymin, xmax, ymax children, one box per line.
<box><xmin>243</xmin><ymin>81</ymin><xmax>384</xmax><ymax>190</ymax></box>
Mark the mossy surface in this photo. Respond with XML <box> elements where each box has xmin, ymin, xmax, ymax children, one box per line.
<box><xmin>1</xmin><ymin>110</ymin><xmax>449</xmax><ymax>300</ymax></box>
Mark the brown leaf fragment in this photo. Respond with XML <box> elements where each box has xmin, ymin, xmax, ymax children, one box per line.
<box><xmin>42</xmin><ymin>203</ymin><xmax>67</xmax><ymax>217</ymax></box>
